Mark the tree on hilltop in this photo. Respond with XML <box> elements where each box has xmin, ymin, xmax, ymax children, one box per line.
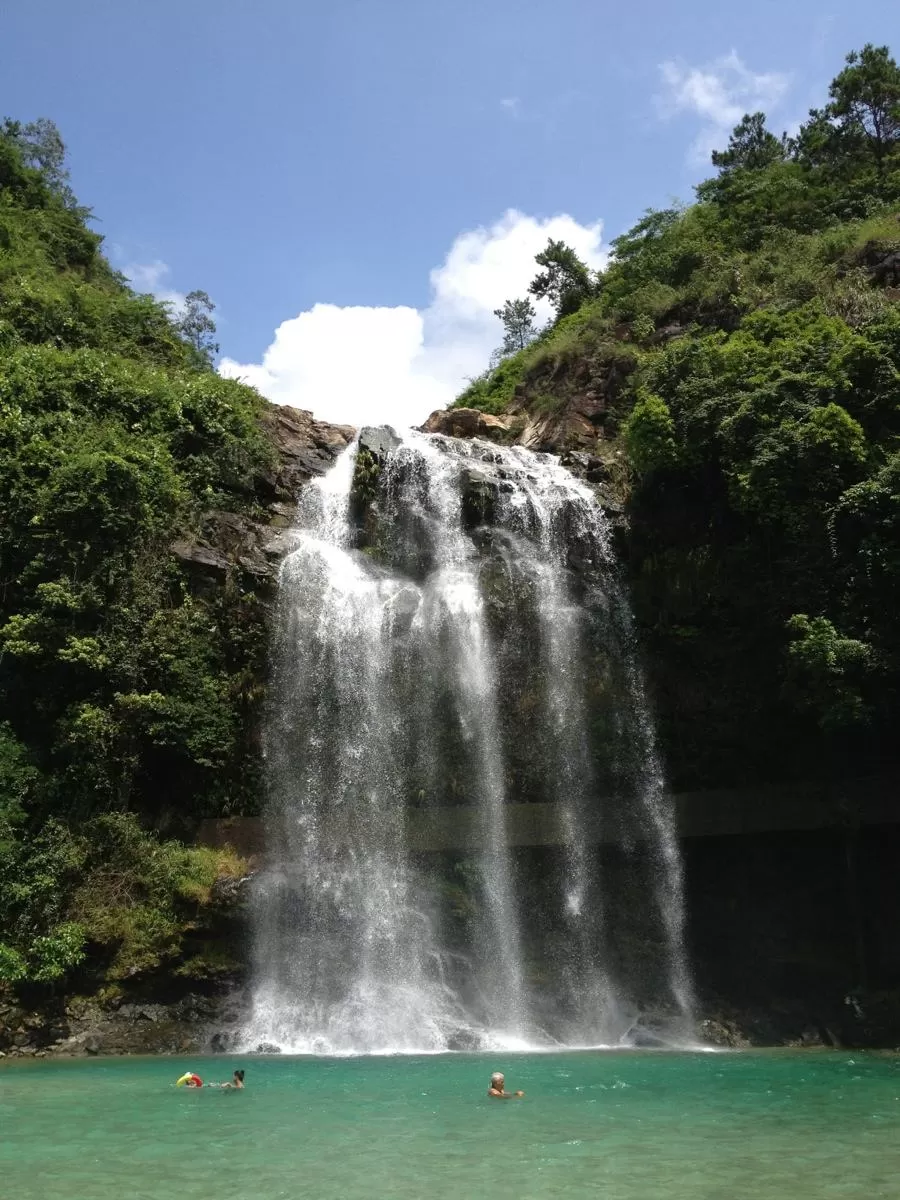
<box><xmin>826</xmin><ymin>43</ymin><xmax>900</xmax><ymax>177</ymax></box>
<box><xmin>493</xmin><ymin>297</ymin><xmax>538</xmax><ymax>356</ymax></box>
<box><xmin>1</xmin><ymin>116</ymin><xmax>77</xmax><ymax>207</ymax></box>
<box><xmin>528</xmin><ymin>239</ymin><xmax>595</xmax><ymax>318</ymax></box>
<box><xmin>175</xmin><ymin>289</ymin><xmax>219</xmax><ymax>366</ymax></box>
<box><xmin>711</xmin><ymin>112</ymin><xmax>786</xmax><ymax>173</ymax></box>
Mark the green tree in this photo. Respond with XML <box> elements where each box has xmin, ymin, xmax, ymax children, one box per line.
<box><xmin>711</xmin><ymin>112</ymin><xmax>786</xmax><ymax>173</ymax></box>
<box><xmin>791</xmin><ymin>107</ymin><xmax>842</xmax><ymax>170</ymax></box>
<box><xmin>175</xmin><ymin>289</ymin><xmax>219</xmax><ymax>365</ymax></box>
<box><xmin>622</xmin><ymin>391</ymin><xmax>679</xmax><ymax>474</ymax></box>
<box><xmin>528</xmin><ymin>239</ymin><xmax>595</xmax><ymax>318</ymax></box>
<box><xmin>784</xmin><ymin>614</ymin><xmax>875</xmax><ymax>730</ymax></box>
<box><xmin>0</xmin><ymin>116</ymin><xmax>76</xmax><ymax>206</ymax></box>
<box><xmin>0</xmin><ymin>725</ymin><xmax>36</xmax><ymax>845</ymax></box>
<box><xmin>827</xmin><ymin>44</ymin><xmax>900</xmax><ymax>177</ymax></box>
<box><xmin>493</xmin><ymin>297</ymin><xmax>538</xmax><ymax>356</ymax></box>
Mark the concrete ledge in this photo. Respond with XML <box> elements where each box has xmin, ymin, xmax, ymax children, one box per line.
<box><xmin>198</xmin><ymin>776</ymin><xmax>900</xmax><ymax>856</ymax></box>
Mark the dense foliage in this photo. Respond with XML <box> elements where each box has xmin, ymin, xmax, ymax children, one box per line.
<box><xmin>456</xmin><ymin>45</ymin><xmax>900</xmax><ymax>788</ymax></box>
<box><xmin>0</xmin><ymin>121</ymin><xmax>266</xmax><ymax>989</ymax></box>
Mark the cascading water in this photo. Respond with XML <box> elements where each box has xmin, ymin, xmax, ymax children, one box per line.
<box><xmin>245</xmin><ymin>428</ymin><xmax>694</xmax><ymax>1053</ymax></box>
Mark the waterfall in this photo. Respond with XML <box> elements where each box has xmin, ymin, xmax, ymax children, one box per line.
<box><xmin>245</xmin><ymin>428</ymin><xmax>694</xmax><ymax>1054</ymax></box>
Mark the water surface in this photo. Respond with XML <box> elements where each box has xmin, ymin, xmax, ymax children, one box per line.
<box><xmin>2</xmin><ymin>1050</ymin><xmax>898</xmax><ymax>1199</ymax></box>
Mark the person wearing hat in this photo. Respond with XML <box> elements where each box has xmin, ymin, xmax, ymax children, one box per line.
<box><xmin>488</xmin><ymin>1071</ymin><xmax>524</xmax><ymax>1099</ymax></box>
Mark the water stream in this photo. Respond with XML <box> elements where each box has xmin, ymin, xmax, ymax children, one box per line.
<box><xmin>245</xmin><ymin>429</ymin><xmax>694</xmax><ymax>1053</ymax></box>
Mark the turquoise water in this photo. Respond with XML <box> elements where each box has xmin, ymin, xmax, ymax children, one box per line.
<box><xmin>2</xmin><ymin>1050</ymin><xmax>899</xmax><ymax>1199</ymax></box>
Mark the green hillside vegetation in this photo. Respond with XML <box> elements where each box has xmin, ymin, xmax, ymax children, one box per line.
<box><xmin>0</xmin><ymin>120</ymin><xmax>268</xmax><ymax>991</ymax></box>
<box><xmin>457</xmin><ymin>45</ymin><xmax>900</xmax><ymax>788</ymax></box>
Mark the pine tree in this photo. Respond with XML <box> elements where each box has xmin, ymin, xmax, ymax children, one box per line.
<box><xmin>493</xmin><ymin>297</ymin><xmax>538</xmax><ymax>356</ymax></box>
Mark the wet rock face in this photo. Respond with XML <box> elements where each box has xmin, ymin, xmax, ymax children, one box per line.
<box><xmin>20</xmin><ymin>983</ymin><xmax>337</xmax><ymax>1059</ymax></box>
<box><xmin>419</xmin><ymin>410</ymin><xmax>628</xmax><ymax>514</ymax></box>
<box><xmin>0</xmin><ymin>992</ymin><xmax>250</xmax><ymax>1057</ymax></box>
<box><xmin>459</xmin><ymin>465</ymin><xmax>502</xmax><ymax>529</ymax></box>
<box><xmin>357</xmin><ymin>425</ymin><xmax>402</xmax><ymax>463</ymax></box>
<box><xmin>171</xmin><ymin>403</ymin><xmax>356</xmax><ymax>590</ymax></box>
<box><xmin>171</xmin><ymin>512</ymin><xmax>278</xmax><ymax>589</ymax></box>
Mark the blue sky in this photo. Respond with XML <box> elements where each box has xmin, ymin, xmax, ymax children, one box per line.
<box><xmin>4</xmin><ymin>1</ymin><xmax>898</xmax><ymax>426</ymax></box>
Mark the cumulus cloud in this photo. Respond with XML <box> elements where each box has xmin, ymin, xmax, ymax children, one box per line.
<box><xmin>218</xmin><ymin>209</ymin><xmax>605</xmax><ymax>429</ymax></box>
<box><xmin>124</xmin><ymin>260</ymin><xmax>186</xmax><ymax>314</ymax></box>
<box><xmin>658</xmin><ymin>51</ymin><xmax>790</xmax><ymax>165</ymax></box>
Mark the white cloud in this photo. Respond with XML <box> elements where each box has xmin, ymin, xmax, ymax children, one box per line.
<box><xmin>218</xmin><ymin>209</ymin><xmax>605</xmax><ymax>429</ymax></box>
<box><xmin>500</xmin><ymin>96</ymin><xmax>521</xmax><ymax>116</ymax></box>
<box><xmin>658</xmin><ymin>51</ymin><xmax>790</xmax><ymax>165</ymax></box>
<box><xmin>124</xmin><ymin>260</ymin><xmax>186</xmax><ymax>314</ymax></box>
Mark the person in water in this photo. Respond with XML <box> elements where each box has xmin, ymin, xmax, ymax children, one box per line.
<box><xmin>488</xmin><ymin>1071</ymin><xmax>524</xmax><ymax>1099</ymax></box>
<box><xmin>212</xmin><ymin>1069</ymin><xmax>245</xmax><ymax>1089</ymax></box>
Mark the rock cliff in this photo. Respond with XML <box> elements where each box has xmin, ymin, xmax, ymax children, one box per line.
<box><xmin>170</xmin><ymin>403</ymin><xmax>355</xmax><ymax>587</ymax></box>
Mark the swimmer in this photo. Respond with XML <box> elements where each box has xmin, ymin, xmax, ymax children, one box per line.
<box><xmin>488</xmin><ymin>1071</ymin><xmax>524</xmax><ymax>1099</ymax></box>
<box><xmin>210</xmin><ymin>1069</ymin><xmax>245</xmax><ymax>1089</ymax></box>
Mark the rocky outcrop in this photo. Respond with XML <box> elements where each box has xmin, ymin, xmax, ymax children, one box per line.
<box><xmin>256</xmin><ymin>404</ymin><xmax>355</xmax><ymax>504</ymax></box>
<box><xmin>858</xmin><ymin>221</ymin><xmax>900</xmax><ymax>287</ymax></box>
<box><xmin>0</xmin><ymin>993</ymin><xmax>246</xmax><ymax>1058</ymax></box>
<box><xmin>695</xmin><ymin>991</ymin><xmax>900</xmax><ymax>1050</ymax></box>
<box><xmin>510</xmin><ymin>390</ymin><xmax>608</xmax><ymax>454</ymax></box>
<box><xmin>419</xmin><ymin>409</ymin><xmax>628</xmax><ymax>514</ymax></box>
<box><xmin>420</xmin><ymin>344</ymin><xmax>635</xmax><ymax>513</ymax></box>
<box><xmin>421</xmin><ymin>407</ymin><xmax>516</xmax><ymax>442</ymax></box>
<box><xmin>171</xmin><ymin>403</ymin><xmax>355</xmax><ymax>588</ymax></box>
<box><xmin>0</xmin><ymin>866</ymin><xmax>255</xmax><ymax>1059</ymax></box>
<box><xmin>357</xmin><ymin>424</ymin><xmax>401</xmax><ymax>462</ymax></box>
<box><xmin>869</xmin><ymin>250</ymin><xmax>900</xmax><ymax>287</ymax></box>
<box><xmin>422</xmin><ymin>322</ymin><xmax>648</xmax><ymax>477</ymax></box>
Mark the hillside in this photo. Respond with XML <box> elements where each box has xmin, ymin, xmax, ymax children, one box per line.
<box><xmin>0</xmin><ymin>120</ymin><xmax>353</xmax><ymax>1005</ymax></box>
<box><xmin>445</xmin><ymin>44</ymin><xmax>900</xmax><ymax>792</ymax></box>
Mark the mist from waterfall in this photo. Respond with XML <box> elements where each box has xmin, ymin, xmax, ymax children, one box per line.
<box><xmin>245</xmin><ymin>430</ymin><xmax>694</xmax><ymax>1054</ymax></box>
